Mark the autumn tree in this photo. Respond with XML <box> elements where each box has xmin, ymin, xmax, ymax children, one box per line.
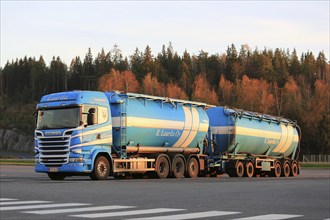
<box><xmin>282</xmin><ymin>77</ymin><xmax>302</xmax><ymax>118</ymax></box>
<box><xmin>191</xmin><ymin>74</ymin><xmax>218</xmax><ymax>105</ymax></box>
<box><xmin>257</xmin><ymin>79</ymin><xmax>275</xmax><ymax>114</ymax></box>
<box><xmin>98</xmin><ymin>69</ymin><xmax>139</xmax><ymax>93</ymax></box>
<box><xmin>121</xmin><ymin>70</ymin><xmax>140</xmax><ymax>93</ymax></box>
<box><xmin>142</xmin><ymin>72</ymin><xmax>164</xmax><ymax>96</ymax></box>
<box><xmin>218</xmin><ymin>74</ymin><xmax>234</xmax><ymax>105</ymax></box>
<box><xmin>165</xmin><ymin>83</ymin><xmax>187</xmax><ymax>100</ymax></box>
<box><xmin>235</xmin><ymin>75</ymin><xmax>275</xmax><ymax>113</ymax></box>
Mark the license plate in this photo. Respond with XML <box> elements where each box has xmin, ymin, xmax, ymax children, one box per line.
<box><xmin>49</xmin><ymin>167</ymin><xmax>58</xmax><ymax>172</ymax></box>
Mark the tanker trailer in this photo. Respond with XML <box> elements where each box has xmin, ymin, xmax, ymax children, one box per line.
<box><xmin>206</xmin><ymin>106</ymin><xmax>301</xmax><ymax>178</ymax></box>
<box><xmin>105</xmin><ymin>92</ymin><xmax>210</xmax><ymax>178</ymax></box>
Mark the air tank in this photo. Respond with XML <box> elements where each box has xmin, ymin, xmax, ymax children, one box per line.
<box><xmin>105</xmin><ymin>92</ymin><xmax>209</xmax><ymax>154</ymax></box>
<box><xmin>206</xmin><ymin>106</ymin><xmax>300</xmax><ymax>159</ymax></box>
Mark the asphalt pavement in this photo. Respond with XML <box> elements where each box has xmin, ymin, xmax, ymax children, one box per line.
<box><xmin>0</xmin><ymin>165</ymin><xmax>329</xmax><ymax>220</ymax></box>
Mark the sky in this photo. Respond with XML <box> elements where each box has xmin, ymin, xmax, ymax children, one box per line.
<box><xmin>0</xmin><ymin>1</ymin><xmax>329</xmax><ymax>67</ymax></box>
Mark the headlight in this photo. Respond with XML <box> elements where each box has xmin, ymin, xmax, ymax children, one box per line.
<box><xmin>72</xmin><ymin>149</ymin><xmax>82</xmax><ymax>154</ymax></box>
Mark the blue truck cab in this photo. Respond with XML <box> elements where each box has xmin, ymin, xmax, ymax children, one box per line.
<box><xmin>34</xmin><ymin>91</ymin><xmax>113</xmax><ymax>180</ymax></box>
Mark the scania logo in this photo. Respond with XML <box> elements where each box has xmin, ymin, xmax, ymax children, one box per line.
<box><xmin>44</xmin><ymin>131</ymin><xmax>62</xmax><ymax>136</ymax></box>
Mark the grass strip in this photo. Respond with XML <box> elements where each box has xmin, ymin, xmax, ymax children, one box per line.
<box><xmin>0</xmin><ymin>159</ymin><xmax>34</xmax><ymax>166</ymax></box>
<box><xmin>300</xmin><ymin>163</ymin><xmax>330</xmax><ymax>168</ymax></box>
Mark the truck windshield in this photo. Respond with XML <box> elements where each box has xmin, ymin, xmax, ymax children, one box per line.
<box><xmin>37</xmin><ymin>107</ymin><xmax>80</xmax><ymax>130</ymax></box>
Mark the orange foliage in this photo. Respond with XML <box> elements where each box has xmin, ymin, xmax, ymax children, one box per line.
<box><xmin>192</xmin><ymin>74</ymin><xmax>219</xmax><ymax>105</ymax></box>
<box><xmin>142</xmin><ymin>73</ymin><xmax>165</xmax><ymax>96</ymax></box>
<box><xmin>98</xmin><ymin>69</ymin><xmax>139</xmax><ymax>93</ymax></box>
<box><xmin>166</xmin><ymin>83</ymin><xmax>187</xmax><ymax>100</ymax></box>
<box><xmin>282</xmin><ymin>76</ymin><xmax>302</xmax><ymax>116</ymax></box>
<box><xmin>236</xmin><ymin>75</ymin><xmax>275</xmax><ymax>113</ymax></box>
<box><xmin>258</xmin><ymin>79</ymin><xmax>275</xmax><ymax>114</ymax></box>
<box><xmin>306</xmin><ymin>80</ymin><xmax>330</xmax><ymax>123</ymax></box>
<box><xmin>122</xmin><ymin>70</ymin><xmax>140</xmax><ymax>93</ymax></box>
<box><xmin>218</xmin><ymin>74</ymin><xmax>233</xmax><ymax>104</ymax></box>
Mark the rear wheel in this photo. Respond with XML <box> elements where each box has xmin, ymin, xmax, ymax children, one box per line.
<box><xmin>187</xmin><ymin>157</ymin><xmax>199</xmax><ymax>178</ymax></box>
<box><xmin>282</xmin><ymin>162</ymin><xmax>291</xmax><ymax>177</ymax></box>
<box><xmin>291</xmin><ymin>161</ymin><xmax>299</xmax><ymax>177</ymax></box>
<box><xmin>47</xmin><ymin>173</ymin><xmax>66</xmax><ymax>180</ymax></box>
<box><xmin>245</xmin><ymin>162</ymin><xmax>254</xmax><ymax>178</ymax></box>
<box><xmin>270</xmin><ymin>162</ymin><xmax>281</xmax><ymax>177</ymax></box>
<box><xmin>155</xmin><ymin>155</ymin><xmax>170</xmax><ymax>179</ymax></box>
<box><xmin>236</xmin><ymin>161</ymin><xmax>245</xmax><ymax>177</ymax></box>
<box><xmin>172</xmin><ymin>156</ymin><xmax>185</xmax><ymax>178</ymax></box>
<box><xmin>90</xmin><ymin>156</ymin><xmax>110</xmax><ymax>180</ymax></box>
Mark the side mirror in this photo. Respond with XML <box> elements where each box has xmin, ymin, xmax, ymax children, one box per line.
<box><xmin>34</xmin><ymin>111</ymin><xmax>38</xmax><ymax>125</ymax></box>
<box><xmin>87</xmin><ymin>108</ymin><xmax>96</xmax><ymax>126</ymax></box>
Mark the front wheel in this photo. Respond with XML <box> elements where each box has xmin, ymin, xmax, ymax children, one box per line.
<box><xmin>90</xmin><ymin>156</ymin><xmax>110</xmax><ymax>180</ymax></box>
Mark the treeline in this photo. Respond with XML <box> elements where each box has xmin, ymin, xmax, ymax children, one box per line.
<box><xmin>0</xmin><ymin>43</ymin><xmax>329</xmax><ymax>155</ymax></box>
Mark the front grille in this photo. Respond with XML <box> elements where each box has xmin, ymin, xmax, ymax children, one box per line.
<box><xmin>38</xmin><ymin>135</ymin><xmax>70</xmax><ymax>165</ymax></box>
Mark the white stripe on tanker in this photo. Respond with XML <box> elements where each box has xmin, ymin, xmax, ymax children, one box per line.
<box><xmin>112</xmin><ymin>117</ymin><xmax>184</xmax><ymax>130</ymax></box>
<box><xmin>172</xmin><ymin>106</ymin><xmax>192</xmax><ymax>147</ymax></box>
<box><xmin>272</xmin><ymin>124</ymin><xmax>288</xmax><ymax>153</ymax></box>
<box><xmin>179</xmin><ymin>107</ymin><xmax>200</xmax><ymax>148</ymax></box>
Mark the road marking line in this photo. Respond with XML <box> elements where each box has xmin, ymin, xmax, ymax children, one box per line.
<box><xmin>23</xmin><ymin>205</ymin><xmax>136</xmax><ymax>214</ymax></box>
<box><xmin>0</xmin><ymin>198</ymin><xmax>18</xmax><ymax>201</ymax></box>
<box><xmin>1</xmin><ymin>203</ymin><xmax>89</xmax><ymax>211</ymax></box>
<box><xmin>125</xmin><ymin>211</ymin><xmax>241</xmax><ymax>220</ymax></box>
<box><xmin>70</xmin><ymin>208</ymin><xmax>185</xmax><ymax>218</ymax></box>
<box><xmin>0</xmin><ymin>200</ymin><xmax>51</xmax><ymax>206</ymax></box>
<box><xmin>232</xmin><ymin>214</ymin><xmax>303</xmax><ymax>220</ymax></box>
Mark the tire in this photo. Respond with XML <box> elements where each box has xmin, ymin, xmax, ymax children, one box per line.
<box><xmin>245</xmin><ymin>162</ymin><xmax>254</xmax><ymax>178</ymax></box>
<box><xmin>187</xmin><ymin>157</ymin><xmax>199</xmax><ymax>178</ymax></box>
<box><xmin>155</xmin><ymin>155</ymin><xmax>170</xmax><ymax>179</ymax></box>
<box><xmin>47</xmin><ymin>173</ymin><xmax>66</xmax><ymax>180</ymax></box>
<box><xmin>227</xmin><ymin>168</ymin><xmax>238</xmax><ymax>177</ymax></box>
<box><xmin>172</xmin><ymin>156</ymin><xmax>185</xmax><ymax>178</ymax></box>
<box><xmin>282</xmin><ymin>162</ymin><xmax>291</xmax><ymax>177</ymax></box>
<box><xmin>236</xmin><ymin>161</ymin><xmax>244</xmax><ymax>177</ymax></box>
<box><xmin>226</xmin><ymin>160</ymin><xmax>237</xmax><ymax>177</ymax></box>
<box><xmin>90</xmin><ymin>156</ymin><xmax>110</xmax><ymax>180</ymax></box>
<box><xmin>291</xmin><ymin>161</ymin><xmax>299</xmax><ymax>177</ymax></box>
<box><xmin>270</xmin><ymin>162</ymin><xmax>281</xmax><ymax>177</ymax></box>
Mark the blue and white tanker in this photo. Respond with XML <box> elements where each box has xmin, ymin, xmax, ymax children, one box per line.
<box><xmin>206</xmin><ymin>107</ymin><xmax>301</xmax><ymax>177</ymax></box>
<box><xmin>34</xmin><ymin>91</ymin><xmax>300</xmax><ymax>180</ymax></box>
